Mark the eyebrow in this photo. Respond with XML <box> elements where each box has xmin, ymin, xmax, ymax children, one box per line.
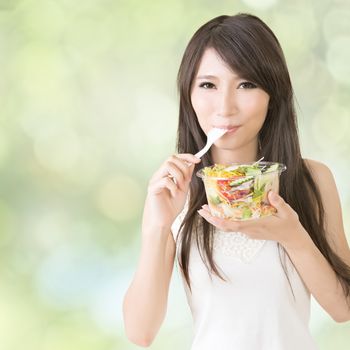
<box><xmin>196</xmin><ymin>74</ymin><xmax>240</xmax><ymax>80</ymax></box>
<box><xmin>196</xmin><ymin>74</ymin><xmax>218</xmax><ymax>80</ymax></box>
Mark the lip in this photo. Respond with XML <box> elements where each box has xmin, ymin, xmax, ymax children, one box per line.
<box><xmin>214</xmin><ymin>125</ymin><xmax>241</xmax><ymax>133</ymax></box>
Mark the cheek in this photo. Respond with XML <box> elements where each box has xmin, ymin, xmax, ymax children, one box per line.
<box><xmin>243</xmin><ymin>94</ymin><xmax>269</xmax><ymax>120</ymax></box>
<box><xmin>191</xmin><ymin>92</ymin><xmax>212</xmax><ymax>127</ymax></box>
<box><xmin>191</xmin><ymin>92</ymin><xmax>209</xmax><ymax>115</ymax></box>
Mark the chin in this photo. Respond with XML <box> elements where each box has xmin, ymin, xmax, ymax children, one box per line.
<box><xmin>214</xmin><ymin>140</ymin><xmax>239</xmax><ymax>149</ymax></box>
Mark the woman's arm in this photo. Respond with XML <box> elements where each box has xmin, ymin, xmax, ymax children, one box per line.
<box><xmin>285</xmin><ymin>159</ymin><xmax>350</xmax><ymax>322</ymax></box>
<box><xmin>123</xmin><ymin>228</ymin><xmax>176</xmax><ymax>347</ymax></box>
<box><xmin>284</xmin><ymin>225</ymin><xmax>350</xmax><ymax>322</ymax></box>
<box><xmin>123</xmin><ymin>153</ymin><xmax>200</xmax><ymax>347</ymax></box>
<box><xmin>304</xmin><ymin>159</ymin><xmax>350</xmax><ymax>266</ymax></box>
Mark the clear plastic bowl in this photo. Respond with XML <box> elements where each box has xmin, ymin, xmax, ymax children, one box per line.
<box><xmin>197</xmin><ymin>161</ymin><xmax>287</xmax><ymax>221</ymax></box>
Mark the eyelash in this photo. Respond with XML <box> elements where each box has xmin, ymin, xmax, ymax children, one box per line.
<box><xmin>199</xmin><ymin>82</ymin><xmax>215</xmax><ymax>89</ymax></box>
<box><xmin>198</xmin><ymin>81</ymin><xmax>257</xmax><ymax>89</ymax></box>
<box><xmin>238</xmin><ymin>82</ymin><xmax>257</xmax><ymax>89</ymax></box>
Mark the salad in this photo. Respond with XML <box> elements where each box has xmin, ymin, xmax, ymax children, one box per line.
<box><xmin>197</xmin><ymin>162</ymin><xmax>286</xmax><ymax>220</ymax></box>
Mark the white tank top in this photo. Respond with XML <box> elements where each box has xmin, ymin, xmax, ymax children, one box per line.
<box><xmin>171</xmin><ymin>202</ymin><xmax>319</xmax><ymax>350</ymax></box>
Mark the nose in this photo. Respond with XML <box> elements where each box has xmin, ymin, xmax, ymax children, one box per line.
<box><xmin>217</xmin><ymin>88</ymin><xmax>238</xmax><ymax>118</ymax></box>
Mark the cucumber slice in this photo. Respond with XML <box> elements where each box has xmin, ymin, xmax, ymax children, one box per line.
<box><xmin>229</xmin><ymin>176</ymin><xmax>254</xmax><ymax>187</ymax></box>
<box><xmin>245</xmin><ymin>167</ymin><xmax>262</xmax><ymax>176</ymax></box>
<box><xmin>209</xmin><ymin>195</ymin><xmax>222</xmax><ymax>205</ymax></box>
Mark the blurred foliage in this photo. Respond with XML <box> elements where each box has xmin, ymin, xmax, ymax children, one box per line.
<box><xmin>0</xmin><ymin>0</ymin><xmax>349</xmax><ymax>349</ymax></box>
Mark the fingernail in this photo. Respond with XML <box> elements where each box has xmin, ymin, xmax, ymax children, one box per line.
<box><xmin>270</xmin><ymin>191</ymin><xmax>278</xmax><ymax>200</ymax></box>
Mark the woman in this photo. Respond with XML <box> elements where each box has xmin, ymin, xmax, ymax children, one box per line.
<box><xmin>123</xmin><ymin>13</ymin><xmax>350</xmax><ymax>349</ymax></box>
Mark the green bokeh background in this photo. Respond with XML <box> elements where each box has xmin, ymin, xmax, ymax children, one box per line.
<box><xmin>1</xmin><ymin>0</ymin><xmax>349</xmax><ymax>349</ymax></box>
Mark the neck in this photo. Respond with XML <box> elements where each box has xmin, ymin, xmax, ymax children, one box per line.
<box><xmin>210</xmin><ymin>138</ymin><xmax>259</xmax><ymax>164</ymax></box>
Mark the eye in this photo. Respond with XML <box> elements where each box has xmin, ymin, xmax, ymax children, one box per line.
<box><xmin>238</xmin><ymin>81</ymin><xmax>257</xmax><ymax>89</ymax></box>
<box><xmin>199</xmin><ymin>82</ymin><xmax>216</xmax><ymax>89</ymax></box>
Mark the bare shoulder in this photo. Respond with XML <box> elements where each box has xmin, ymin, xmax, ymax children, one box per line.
<box><xmin>303</xmin><ymin>158</ymin><xmax>336</xmax><ymax>211</ymax></box>
<box><xmin>303</xmin><ymin>158</ymin><xmax>333</xmax><ymax>181</ymax></box>
<box><xmin>303</xmin><ymin>158</ymin><xmax>340</xmax><ymax>196</ymax></box>
<box><xmin>303</xmin><ymin>158</ymin><xmax>338</xmax><ymax>211</ymax></box>
<box><xmin>303</xmin><ymin>158</ymin><xmax>350</xmax><ymax>262</ymax></box>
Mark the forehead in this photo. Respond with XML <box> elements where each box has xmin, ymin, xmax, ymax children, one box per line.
<box><xmin>196</xmin><ymin>47</ymin><xmax>240</xmax><ymax>79</ymax></box>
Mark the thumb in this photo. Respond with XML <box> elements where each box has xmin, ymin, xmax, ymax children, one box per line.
<box><xmin>268</xmin><ymin>190</ymin><xmax>284</xmax><ymax>207</ymax></box>
<box><xmin>268</xmin><ymin>191</ymin><xmax>290</xmax><ymax>217</ymax></box>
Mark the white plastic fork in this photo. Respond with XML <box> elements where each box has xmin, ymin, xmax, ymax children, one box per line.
<box><xmin>195</xmin><ymin>128</ymin><xmax>228</xmax><ymax>159</ymax></box>
<box><xmin>168</xmin><ymin>127</ymin><xmax>227</xmax><ymax>184</ymax></box>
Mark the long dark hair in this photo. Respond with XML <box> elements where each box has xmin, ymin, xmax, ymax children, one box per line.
<box><xmin>175</xmin><ymin>13</ymin><xmax>350</xmax><ymax>300</ymax></box>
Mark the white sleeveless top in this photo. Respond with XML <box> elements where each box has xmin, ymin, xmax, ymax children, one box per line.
<box><xmin>171</xmin><ymin>202</ymin><xmax>319</xmax><ymax>350</ymax></box>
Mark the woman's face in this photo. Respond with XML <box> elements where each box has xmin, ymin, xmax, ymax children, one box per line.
<box><xmin>190</xmin><ymin>47</ymin><xmax>270</xmax><ymax>155</ymax></box>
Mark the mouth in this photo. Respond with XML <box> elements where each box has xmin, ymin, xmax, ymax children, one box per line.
<box><xmin>214</xmin><ymin>125</ymin><xmax>241</xmax><ymax>134</ymax></box>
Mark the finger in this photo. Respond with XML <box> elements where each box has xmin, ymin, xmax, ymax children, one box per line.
<box><xmin>198</xmin><ymin>208</ymin><xmax>244</xmax><ymax>232</ymax></box>
<box><xmin>167</xmin><ymin>155</ymin><xmax>194</xmax><ymax>182</ymax></box>
<box><xmin>164</xmin><ymin>162</ymin><xmax>187</xmax><ymax>191</ymax></box>
<box><xmin>174</xmin><ymin>154</ymin><xmax>200</xmax><ymax>180</ymax></box>
<box><xmin>151</xmin><ymin>160</ymin><xmax>185</xmax><ymax>188</ymax></box>
<box><xmin>202</xmin><ymin>204</ymin><xmax>210</xmax><ymax>211</ymax></box>
<box><xmin>268</xmin><ymin>191</ymin><xmax>289</xmax><ymax>216</ymax></box>
<box><xmin>175</xmin><ymin>153</ymin><xmax>201</xmax><ymax>165</ymax></box>
<box><xmin>152</xmin><ymin>154</ymin><xmax>199</xmax><ymax>186</ymax></box>
<box><xmin>148</xmin><ymin>177</ymin><xmax>178</xmax><ymax>197</ymax></box>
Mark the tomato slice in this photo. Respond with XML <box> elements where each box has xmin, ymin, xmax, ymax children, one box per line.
<box><xmin>221</xmin><ymin>189</ymin><xmax>251</xmax><ymax>201</ymax></box>
<box><xmin>217</xmin><ymin>179</ymin><xmax>233</xmax><ymax>192</ymax></box>
<box><xmin>216</xmin><ymin>179</ymin><xmax>251</xmax><ymax>201</ymax></box>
